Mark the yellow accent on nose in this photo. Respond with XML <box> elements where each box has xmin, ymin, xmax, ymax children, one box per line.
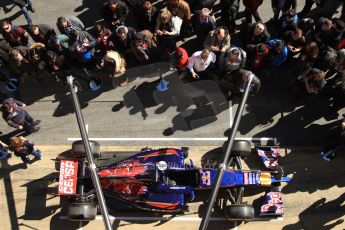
<box><xmin>260</xmin><ymin>172</ymin><xmax>272</xmax><ymax>186</ymax></box>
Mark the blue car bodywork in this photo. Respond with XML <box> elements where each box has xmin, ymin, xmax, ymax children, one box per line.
<box><xmin>58</xmin><ymin>147</ymin><xmax>289</xmax><ymax>215</ymax></box>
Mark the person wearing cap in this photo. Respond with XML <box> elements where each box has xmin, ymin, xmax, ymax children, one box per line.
<box><xmin>28</xmin><ymin>24</ymin><xmax>56</xmax><ymax>45</ymax></box>
<box><xmin>192</xmin><ymin>8</ymin><xmax>216</xmax><ymax>46</ymax></box>
<box><xmin>100</xmin><ymin>0</ymin><xmax>129</xmax><ymax>30</ymax></box>
<box><xmin>56</xmin><ymin>16</ymin><xmax>85</xmax><ymax>38</ymax></box>
<box><xmin>2</xmin><ymin>98</ymin><xmax>40</xmax><ymax>133</ymax></box>
<box><xmin>243</xmin><ymin>0</ymin><xmax>263</xmax><ymax>23</ymax></box>
<box><xmin>218</xmin><ymin>47</ymin><xmax>247</xmax><ymax>74</ymax></box>
<box><xmin>187</xmin><ymin>48</ymin><xmax>216</xmax><ymax>80</ymax></box>
<box><xmin>240</xmin><ymin>22</ymin><xmax>270</xmax><ymax>47</ymax></box>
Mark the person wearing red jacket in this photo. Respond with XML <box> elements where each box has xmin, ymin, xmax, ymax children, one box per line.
<box><xmin>243</xmin><ymin>0</ymin><xmax>263</xmax><ymax>23</ymax></box>
<box><xmin>175</xmin><ymin>47</ymin><xmax>188</xmax><ymax>71</ymax></box>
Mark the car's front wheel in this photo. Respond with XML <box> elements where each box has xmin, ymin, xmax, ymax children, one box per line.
<box><xmin>224</xmin><ymin>204</ymin><xmax>255</xmax><ymax>221</ymax></box>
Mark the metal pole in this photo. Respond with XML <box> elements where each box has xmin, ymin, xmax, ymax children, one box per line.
<box><xmin>199</xmin><ymin>74</ymin><xmax>254</xmax><ymax>230</ymax></box>
<box><xmin>66</xmin><ymin>75</ymin><xmax>112</xmax><ymax>230</ymax></box>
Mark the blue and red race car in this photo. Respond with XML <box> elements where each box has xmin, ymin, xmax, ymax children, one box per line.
<box><xmin>58</xmin><ymin>140</ymin><xmax>290</xmax><ymax>222</ymax></box>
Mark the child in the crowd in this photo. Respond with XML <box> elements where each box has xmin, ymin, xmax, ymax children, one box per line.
<box><xmin>10</xmin><ymin>136</ymin><xmax>41</xmax><ymax>168</ymax></box>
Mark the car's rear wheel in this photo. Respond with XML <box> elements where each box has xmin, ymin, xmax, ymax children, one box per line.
<box><xmin>224</xmin><ymin>204</ymin><xmax>255</xmax><ymax>221</ymax></box>
<box><xmin>230</xmin><ymin>140</ymin><xmax>252</xmax><ymax>157</ymax></box>
<box><xmin>68</xmin><ymin>200</ymin><xmax>97</xmax><ymax>221</ymax></box>
<box><xmin>72</xmin><ymin>140</ymin><xmax>101</xmax><ymax>159</ymax></box>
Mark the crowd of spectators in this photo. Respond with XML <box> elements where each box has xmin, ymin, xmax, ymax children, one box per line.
<box><xmin>1</xmin><ymin>0</ymin><xmax>345</xmax><ymax>164</ymax></box>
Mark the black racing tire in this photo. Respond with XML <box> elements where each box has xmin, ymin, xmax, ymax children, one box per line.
<box><xmin>231</xmin><ymin>140</ymin><xmax>252</xmax><ymax>157</ymax></box>
<box><xmin>224</xmin><ymin>204</ymin><xmax>255</xmax><ymax>221</ymax></box>
<box><xmin>67</xmin><ymin>201</ymin><xmax>97</xmax><ymax>221</ymax></box>
<box><xmin>72</xmin><ymin>140</ymin><xmax>101</xmax><ymax>159</ymax></box>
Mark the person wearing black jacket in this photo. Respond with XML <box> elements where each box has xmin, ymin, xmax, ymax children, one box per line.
<box><xmin>271</xmin><ymin>0</ymin><xmax>296</xmax><ymax>23</ymax></box>
<box><xmin>220</xmin><ymin>0</ymin><xmax>240</xmax><ymax>34</ymax></box>
<box><xmin>219</xmin><ymin>69</ymin><xmax>261</xmax><ymax>97</ymax></box>
<box><xmin>187</xmin><ymin>0</ymin><xmax>217</xmax><ymax>12</ymax></box>
<box><xmin>240</xmin><ymin>22</ymin><xmax>270</xmax><ymax>47</ymax></box>
<box><xmin>28</xmin><ymin>24</ymin><xmax>56</xmax><ymax>45</ymax></box>
<box><xmin>100</xmin><ymin>0</ymin><xmax>129</xmax><ymax>30</ymax></box>
<box><xmin>112</xmin><ymin>25</ymin><xmax>135</xmax><ymax>55</ymax></box>
<box><xmin>135</xmin><ymin>1</ymin><xmax>158</xmax><ymax>31</ymax></box>
<box><xmin>0</xmin><ymin>39</ymin><xmax>11</xmax><ymax>67</ymax></box>
<box><xmin>8</xmin><ymin>47</ymin><xmax>34</xmax><ymax>82</ymax></box>
<box><xmin>2</xmin><ymin>98</ymin><xmax>40</xmax><ymax>133</ymax></box>
<box><xmin>192</xmin><ymin>8</ymin><xmax>216</xmax><ymax>46</ymax></box>
<box><xmin>243</xmin><ymin>0</ymin><xmax>264</xmax><ymax>23</ymax></box>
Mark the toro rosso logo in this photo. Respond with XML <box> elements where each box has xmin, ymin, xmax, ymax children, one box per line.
<box><xmin>58</xmin><ymin>160</ymin><xmax>78</xmax><ymax>195</ymax></box>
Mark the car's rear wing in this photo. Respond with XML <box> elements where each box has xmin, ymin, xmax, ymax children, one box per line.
<box><xmin>58</xmin><ymin>160</ymin><xmax>79</xmax><ymax>196</ymax></box>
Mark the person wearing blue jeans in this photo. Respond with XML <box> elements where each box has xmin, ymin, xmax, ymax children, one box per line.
<box><xmin>13</xmin><ymin>0</ymin><xmax>35</xmax><ymax>25</ymax></box>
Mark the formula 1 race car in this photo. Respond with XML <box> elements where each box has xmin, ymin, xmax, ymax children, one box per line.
<box><xmin>58</xmin><ymin>140</ymin><xmax>290</xmax><ymax>222</ymax></box>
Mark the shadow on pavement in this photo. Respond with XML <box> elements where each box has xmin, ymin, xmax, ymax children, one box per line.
<box><xmin>118</xmin><ymin>63</ymin><xmax>229</xmax><ymax>135</ymax></box>
<box><xmin>20</xmin><ymin>172</ymin><xmax>60</xmax><ymax>220</ymax></box>
<box><xmin>283</xmin><ymin>194</ymin><xmax>345</xmax><ymax>230</ymax></box>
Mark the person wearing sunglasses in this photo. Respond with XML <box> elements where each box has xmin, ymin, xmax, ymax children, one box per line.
<box><xmin>0</xmin><ymin>20</ymin><xmax>30</xmax><ymax>47</ymax></box>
